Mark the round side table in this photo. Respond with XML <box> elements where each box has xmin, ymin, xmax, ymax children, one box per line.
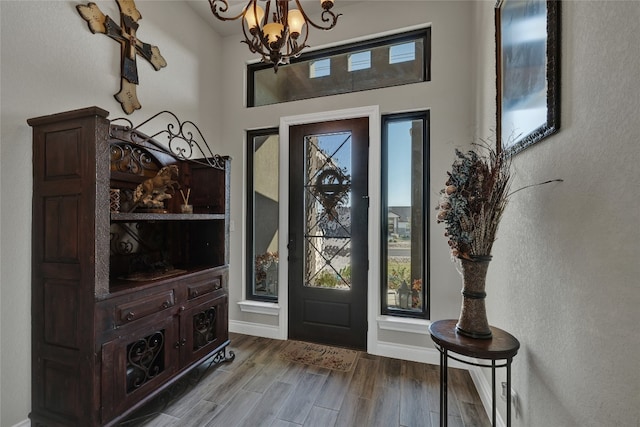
<box><xmin>429</xmin><ymin>319</ymin><xmax>520</xmax><ymax>427</ymax></box>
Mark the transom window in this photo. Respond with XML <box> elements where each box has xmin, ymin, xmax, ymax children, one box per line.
<box><xmin>390</xmin><ymin>42</ymin><xmax>416</xmax><ymax>64</ymax></box>
<box><xmin>348</xmin><ymin>51</ymin><xmax>371</xmax><ymax>71</ymax></box>
<box><xmin>248</xmin><ymin>28</ymin><xmax>431</xmax><ymax>107</ymax></box>
<box><xmin>310</xmin><ymin>58</ymin><xmax>331</xmax><ymax>78</ymax></box>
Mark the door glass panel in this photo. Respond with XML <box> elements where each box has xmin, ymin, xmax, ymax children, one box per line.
<box><xmin>304</xmin><ymin>132</ymin><xmax>352</xmax><ymax>289</ymax></box>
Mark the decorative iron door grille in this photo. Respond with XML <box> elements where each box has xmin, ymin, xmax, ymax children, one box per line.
<box><xmin>193</xmin><ymin>307</ymin><xmax>217</xmax><ymax>350</ymax></box>
<box><xmin>126</xmin><ymin>330</ymin><xmax>165</xmax><ymax>393</ymax></box>
<box><xmin>304</xmin><ymin>132</ymin><xmax>353</xmax><ymax>290</ymax></box>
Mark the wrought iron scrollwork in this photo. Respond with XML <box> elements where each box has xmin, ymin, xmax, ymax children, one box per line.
<box><xmin>110</xmin><ymin>229</ymin><xmax>134</xmax><ymax>255</ymax></box>
<box><xmin>110</xmin><ymin>111</ymin><xmax>227</xmax><ymax>170</ymax></box>
<box><xmin>126</xmin><ymin>331</ymin><xmax>165</xmax><ymax>393</ymax></box>
<box><xmin>110</xmin><ymin>222</ymin><xmax>161</xmax><ymax>255</ymax></box>
<box><xmin>193</xmin><ymin>307</ymin><xmax>217</xmax><ymax>350</ymax></box>
<box><xmin>208</xmin><ymin>346</ymin><xmax>235</xmax><ymax>367</ymax></box>
<box><xmin>111</xmin><ymin>143</ymin><xmax>154</xmax><ymax>175</ymax></box>
<box><xmin>119</xmin><ymin>344</ymin><xmax>235</xmax><ymax>425</ymax></box>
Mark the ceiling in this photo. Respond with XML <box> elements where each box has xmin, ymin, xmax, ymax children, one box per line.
<box><xmin>186</xmin><ymin>1</ymin><xmax>362</xmax><ymax>37</ymax></box>
<box><xmin>186</xmin><ymin>0</ymin><xmax>242</xmax><ymax>36</ymax></box>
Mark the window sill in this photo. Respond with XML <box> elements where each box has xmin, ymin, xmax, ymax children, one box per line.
<box><xmin>238</xmin><ymin>300</ymin><xmax>280</xmax><ymax>316</ymax></box>
<box><xmin>377</xmin><ymin>315</ymin><xmax>430</xmax><ymax>335</ymax></box>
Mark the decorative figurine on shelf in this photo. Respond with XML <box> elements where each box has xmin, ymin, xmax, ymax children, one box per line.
<box><xmin>179</xmin><ymin>188</ymin><xmax>193</xmax><ymax>214</ymax></box>
<box><xmin>132</xmin><ymin>165</ymin><xmax>179</xmax><ymax>212</ymax></box>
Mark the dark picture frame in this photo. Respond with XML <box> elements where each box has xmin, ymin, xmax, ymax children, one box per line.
<box><xmin>496</xmin><ymin>0</ymin><xmax>561</xmax><ymax>156</ymax></box>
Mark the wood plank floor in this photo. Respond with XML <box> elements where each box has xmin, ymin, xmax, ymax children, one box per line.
<box><xmin>121</xmin><ymin>333</ymin><xmax>490</xmax><ymax>427</ymax></box>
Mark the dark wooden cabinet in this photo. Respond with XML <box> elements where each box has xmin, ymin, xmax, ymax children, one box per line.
<box><xmin>28</xmin><ymin>107</ymin><xmax>233</xmax><ymax>427</ymax></box>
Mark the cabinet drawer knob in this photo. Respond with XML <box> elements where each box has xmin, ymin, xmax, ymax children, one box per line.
<box><xmin>126</xmin><ymin>311</ymin><xmax>135</xmax><ymax>321</ymax></box>
<box><xmin>161</xmin><ymin>301</ymin><xmax>171</xmax><ymax>309</ymax></box>
<box><xmin>192</xmin><ymin>290</ymin><xmax>199</xmax><ymax>297</ymax></box>
<box><xmin>180</xmin><ymin>338</ymin><xmax>187</xmax><ymax>346</ymax></box>
<box><xmin>179</xmin><ymin>306</ymin><xmax>185</xmax><ymax>312</ymax></box>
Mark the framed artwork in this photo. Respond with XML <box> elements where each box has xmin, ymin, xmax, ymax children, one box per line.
<box><xmin>496</xmin><ymin>0</ymin><xmax>561</xmax><ymax>155</ymax></box>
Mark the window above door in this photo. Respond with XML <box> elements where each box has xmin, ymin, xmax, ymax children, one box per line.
<box><xmin>248</xmin><ymin>28</ymin><xmax>431</xmax><ymax>107</ymax></box>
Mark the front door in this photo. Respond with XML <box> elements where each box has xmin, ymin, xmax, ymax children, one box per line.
<box><xmin>288</xmin><ymin>118</ymin><xmax>368</xmax><ymax>350</ymax></box>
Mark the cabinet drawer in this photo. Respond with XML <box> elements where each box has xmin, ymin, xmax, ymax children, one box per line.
<box><xmin>115</xmin><ymin>290</ymin><xmax>175</xmax><ymax>326</ymax></box>
<box><xmin>187</xmin><ymin>277</ymin><xmax>222</xmax><ymax>300</ymax></box>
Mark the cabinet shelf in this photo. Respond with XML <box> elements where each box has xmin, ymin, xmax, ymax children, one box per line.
<box><xmin>111</xmin><ymin>212</ymin><xmax>225</xmax><ymax>221</ymax></box>
<box><xmin>108</xmin><ymin>265</ymin><xmax>224</xmax><ymax>295</ymax></box>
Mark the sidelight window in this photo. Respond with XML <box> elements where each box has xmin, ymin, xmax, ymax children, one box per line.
<box><xmin>381</xmin><ymin>112</ymin><xmax>429</xmax><ymax>318</ymax></box>
<box><xmin>246</xmin><ymin>128</ymin><xmax>280</xmax><ymax>301</ymax></box>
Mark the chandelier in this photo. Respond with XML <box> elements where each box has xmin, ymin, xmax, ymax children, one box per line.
<box><xmin>208</xmin><ymin>0</ymin><xmax>341</xmax><ymax>71</ymax></box>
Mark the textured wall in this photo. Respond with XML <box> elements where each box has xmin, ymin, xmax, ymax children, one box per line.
<box><xmin>219</xmin><ymin>0</ymin><xmax>476</xmax><ymax>350</ymax></box>
<box><xmin>475</xmin><ymin>1</ymin><xmax>640</xmax><ymax>426</ymax></box>
<box><xmin>0</xmin><ymin>1</ymin><xmax>223</xmax><ymax>425</ymax></box>
<box><xmin>4</xmin><ymin>1</ymin><xmax>637</xmax><ymax>425</ymax></box>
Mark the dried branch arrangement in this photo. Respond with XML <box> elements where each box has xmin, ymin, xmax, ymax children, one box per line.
<box><xmin>436</xmin><ymin>143</ymin><xmax>512</xmax><ymax>260</ymax></box>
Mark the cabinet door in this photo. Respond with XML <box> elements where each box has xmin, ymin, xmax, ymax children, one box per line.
<box><xmin>180</xmin><ymin>294</ymin><xmax>229</xmax><ymax>367</ymax></box>
<box><xmin>101</xmin><ymin>315</ymin><xmax>179</xmax><ymax>423</ymax></box>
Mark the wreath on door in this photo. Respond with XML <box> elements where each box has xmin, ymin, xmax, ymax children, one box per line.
<box><xmin>312</xmin><ymin>168</ymin><xmax>350</xmax><ymax>220</ymax></box>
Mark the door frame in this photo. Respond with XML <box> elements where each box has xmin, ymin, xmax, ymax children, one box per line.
<box><xmin>278</xmin><ymin>106</ymin><xmax>380</xmax><ymax>354</ymax></box>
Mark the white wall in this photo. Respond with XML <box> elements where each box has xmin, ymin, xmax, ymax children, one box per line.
<box><xmin>0</xmin><ymin>1</ymin><xmax>223</xmax><ymax>425</ymax></box>
<box><xmin>6</xmin><ymin>1</ymin><xmax>635</xmax><ymax>426</ymax></box>
<box><xmin>474</xmin><ymin>1</ymin><xmax>640</xmax><ymax>426</ymax></box>
<box><xmin>219</xmin><ymin>1</ymin><xmax>475</xmax><ymax>352</ymax></box>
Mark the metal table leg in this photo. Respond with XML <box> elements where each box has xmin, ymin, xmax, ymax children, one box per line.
<box><xmin>491</xmin><ymin>360</ymin><xmax>496</xmax><ymax>426</ymax></box>
<box><xmin>506</xmin><ymin>358</ymin><xmax>512</xmax><ymax>427</ymax></box>
<box><xmin>440</xmin><ymin>347</ymin><xmax>448</xmax><ymax>427</ymax></box>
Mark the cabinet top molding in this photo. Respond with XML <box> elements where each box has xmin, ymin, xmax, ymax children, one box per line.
<box><xmin>28</xmin><ymin>106</ymin><xmax>227</xmax><ymax>170</ymax></box>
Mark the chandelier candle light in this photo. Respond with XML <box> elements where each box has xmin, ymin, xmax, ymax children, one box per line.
<box><xmin>209</xmin><ymin>0</ymin><xmax>341</xmax><ymax>71</ymax></box>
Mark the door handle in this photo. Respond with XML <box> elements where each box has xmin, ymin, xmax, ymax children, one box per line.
<box><xmin>287</xmin><ymin>234</ymin><xmax>296</xmax><ymax>261</ymax></box>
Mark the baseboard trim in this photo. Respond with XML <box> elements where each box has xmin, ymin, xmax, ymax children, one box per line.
<box><xmin>229</xmin><ymin>319</ymin><xmax>283</xmax><ymax>340</ymax></box>
<box><xmin>11</xmin><ymin>419</ymin><xmax>30</xmax><ymax>427</ymax></box>
<box><xmin>373</xmin><ymin>340</ymin><xmax>469</xmax><ymax>369</ymax></box>
<box><xmin>468</xmin><ymin>366</ymin><xmax>506</xmax><ymax>427</ymax></box>
<box><xmin>374</xmin><ymin>341</ymin><xmax>500</xmax><ymax>424</ymax></box>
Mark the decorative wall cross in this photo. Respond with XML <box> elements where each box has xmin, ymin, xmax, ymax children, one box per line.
<box><xmin>77</xmin><ymin>0</ymin><xmax>167</xmax><ymax>114</ymax></box>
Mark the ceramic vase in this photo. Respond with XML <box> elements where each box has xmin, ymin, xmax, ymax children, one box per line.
<box><xmin>456</xmin><ymin>255</ymin><xmax>492</xmax><ymax>339</ymax></box>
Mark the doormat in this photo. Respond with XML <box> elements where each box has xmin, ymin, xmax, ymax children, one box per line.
<box><xmin>279</xmin><ymin>340</ymin><xmax>359</xmax><ymax>372</ymax></box>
